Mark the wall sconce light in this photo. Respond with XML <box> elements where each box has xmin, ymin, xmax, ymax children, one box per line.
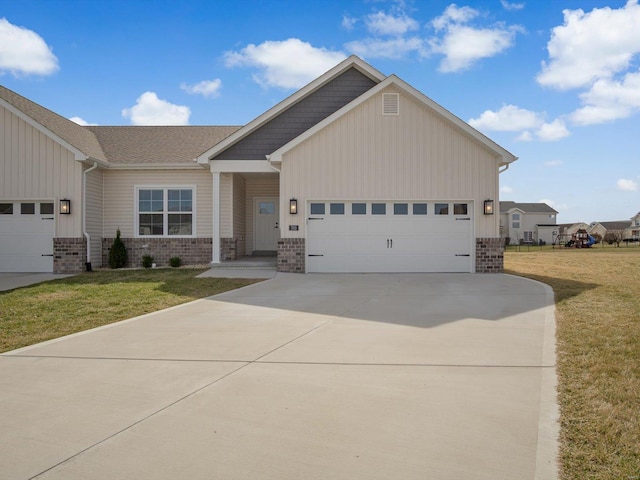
<box><xmin>60</xmin><ymin>199</ymin><xmax>71</xmax><ymax>215</ymax></box>
<box><xmin>483</xmin><ymin>199</ymin><xmax>494</xmax><ymax>215</ymax></box>
<box><xmin>289</xmin><ymin>198</ymin><xmax>298</xmax><ymax>215</ymax></box>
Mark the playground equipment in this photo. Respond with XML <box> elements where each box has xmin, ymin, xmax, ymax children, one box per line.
<box><xmin>564</xmin><ymin>229</ymin><xmax>596</xmax><ymax>248</ymax></box>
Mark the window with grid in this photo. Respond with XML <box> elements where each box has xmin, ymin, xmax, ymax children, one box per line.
<box><xmin>138</xmin><ymin>188</ymin><xmax>193</xmax><ymax>236</ymax></box>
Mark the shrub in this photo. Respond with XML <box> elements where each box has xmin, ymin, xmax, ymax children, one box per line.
<box><xmin>169</xmin><ymin>256</ymin><xmax>182</xmax><ymax>268</ymax></box>
<box><xmin>108</xmin><ymin>229</ymin><xmax>128</xmax><ymax>269</ymax></box>
<box><xmin>141</xmin><ymin>255</ymin><xmax>154</xmax><ymax>268</ymax></box>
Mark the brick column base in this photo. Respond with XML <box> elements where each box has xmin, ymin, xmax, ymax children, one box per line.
<box><xmin>277</xmin><ymin>238</ymin><xmax>305</xmax><ymax>273</ymax></box>
<box><xmin>475</xmin><ymin>238</ymin><xmax>504</xmax><ymax>273</ymax></box>
<box><xmin>54</xmin><ymin>238</ymin><xmax>86</xmax><ymax>273</ymax></box>
<box><xmin>220</xmin><ymin>237</ymin><xmax>238</xmax><ymax>261</ymax></box>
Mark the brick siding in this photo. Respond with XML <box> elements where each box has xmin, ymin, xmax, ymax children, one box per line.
<box><xmin>277</xmin><ymin>238</ymin><xmax>305</xmax><ymax>273</ymax></box>
<box><xmin>475</xmin><ymin>238</ymin><xmax>504</xmax><ymax>273</ymax></box>
<box><xmin>220</xmin><ymin>237</ymin><xmax>238</xmax><ymax>261</ymax></box>
<box><xmin>53</xmin><ymin>238</ymin><xmax>86</xmax><ymax>274</ymax></box>
<box><xmin>102</xmin><ymin>237</ymin><xmax>212</xmax><ymax>268</ymax></box>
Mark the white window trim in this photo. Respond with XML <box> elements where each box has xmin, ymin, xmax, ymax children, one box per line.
<box><xmin>134</xmin><ymin>185</ymin><xmax>197</xmax><ymax>238</ymax></box>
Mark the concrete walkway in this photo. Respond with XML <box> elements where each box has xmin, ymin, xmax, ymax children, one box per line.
<box><xmin>0</xmin><ymin>273</ymin><xmax>558</xmax><ymax>480</ymax></box>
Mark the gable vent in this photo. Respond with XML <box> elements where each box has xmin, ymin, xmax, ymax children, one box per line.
<box><xmin>382</xmin><ymin>93</ymin><xmax>399</xmax><ymax>115</ymax></box>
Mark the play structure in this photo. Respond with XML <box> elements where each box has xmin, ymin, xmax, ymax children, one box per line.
<box><xmin>561</xmin><ymin>229</ymin><xmax>596</xmax><ymax>248</ymax></box>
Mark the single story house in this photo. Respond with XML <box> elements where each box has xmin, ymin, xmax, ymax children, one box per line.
<box><xmin>499</xmin><ymin>202</ymin><xmax>558</xmax><ymax>245</ymax></box>
<box><xmin>0</xmin><ymin>56</ymin><xmax>517</xmax><ymax>274</ymax></box>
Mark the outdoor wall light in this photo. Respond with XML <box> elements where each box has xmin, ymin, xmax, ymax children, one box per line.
<box><xmin>60</xmin><ymin>199</ymin><xmax>71</xmax><ymax>215</ymax></box>
<box><xmin>483</xmin><ymin>199</ymin><xmax>494</xmax><ymax>215</ymax></box>
<box><xmin>289</xmin><ymin>198</ymin><xmax>298</xmax><ymax>215</ymax></box>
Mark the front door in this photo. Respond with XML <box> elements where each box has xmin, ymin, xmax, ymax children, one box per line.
<box><xmin>254</xmin><ymin>198</ymin><xmax>279</xmax><ymax>251</ymax></box>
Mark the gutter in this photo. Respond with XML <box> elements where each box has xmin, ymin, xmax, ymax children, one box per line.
<box><xmin>499</xmin><ymin>163</ymin><xmax>510</xmax><ymax>174</ymax></box>
<box><xmin>83</xmin><ymin>162</ymin><xmax>99</xmax><ymax>271</ymax></box>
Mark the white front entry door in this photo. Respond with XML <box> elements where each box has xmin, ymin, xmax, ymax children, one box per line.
<box><xmin>254</xmin><ymin>198</ymin><xmax>280</xmax><ymax>251</ymax></box>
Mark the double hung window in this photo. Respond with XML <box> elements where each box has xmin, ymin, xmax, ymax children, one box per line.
<box><xmin>137</xmin><ymin>187</ymin><xmax>194</xmax><ymax>236</ymax></box>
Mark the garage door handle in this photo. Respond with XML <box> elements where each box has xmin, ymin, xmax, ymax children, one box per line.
<box><xmin>308</xmin><ymin>217</ymin><xmax>324</xmax><ymax>220</ymax></box>
<box><xmin>308</xmin><ymin>254</ymin><xmax>324</xmax><ymax>257</ymax></box>
<box><xmin>41</xmin><ymin>254</ymin><xmax>54</xmax><ymax>257</ymax></box>
<box><xmin>456</xmin><ymin>217</ymin><xmax>471</xmax><ymax>221</ymax></box>
<box><xmin>455</xmin><ymin>254</ymin><xmax>470</xmax><ymax>257</ymax></box>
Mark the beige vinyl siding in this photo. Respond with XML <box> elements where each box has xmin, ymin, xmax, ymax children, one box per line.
<box><xmin>220</xmin><ymin>173</ymin><xmax>232</xmax><ymax>237</ymax></box>
<box><xmin>85</xmin><ymin>167</ymin><xmax>103</xmax><ymax>266</ymax></box>
<box><xmin>233</xmin><ymin>174</ymin><xmax>247</xmax><ymax>257</ymax></box>
<box><xmin>245</xmin><ymin>174</ymin><xmax>279</xmax><ymax>252</ymax></box>
<box><xmin>0</xmin><ymin>105</ymin><xmax>83</xmax><ymax>237</ymax></box>
<box><xmin>103</xmin><ymin>169</ymin><xmax>212</xmax><ymax>238</ymax></box>
<box><xmin>280</xmin><ymin>87</ymin><xmax>500</xmax><ymax>238</ymax></box>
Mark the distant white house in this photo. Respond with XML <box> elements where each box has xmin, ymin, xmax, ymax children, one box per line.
<box><xmin>500</xmin><ymin>202</ymin><xmax>558</xmax><ymax>245</ymax></box>
<box><xmin>588</xmin><ymin>212</ymin><xmax>640</xmax><ymax>241</ymax></box>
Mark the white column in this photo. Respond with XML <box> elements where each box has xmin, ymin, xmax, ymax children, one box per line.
<box><xmin>212</xmin><ymin>171</ymin><xmax>221</xmax><ymax>263</ymax></box>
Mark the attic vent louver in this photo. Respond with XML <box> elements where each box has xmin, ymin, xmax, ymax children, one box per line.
<box><xmin>382</xmin><ymin>93</ymin><xmax>399</xmax><ymax>115</ymax></box>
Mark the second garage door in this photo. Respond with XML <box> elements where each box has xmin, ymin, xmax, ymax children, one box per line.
<box><xmin>306</xmin><ymin>201</ymin><xmax>473</xmax><ymax>273</ymax></box>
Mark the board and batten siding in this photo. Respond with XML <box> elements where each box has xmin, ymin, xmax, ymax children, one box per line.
<box><xmin>280</xmin><ymin>87</ymin><xmax>501</xmax><ymax>238</ymax></box>
<box><xmin>103</xmin><ymin>169</ymin><xmax>213</xmax><ymax>238</ymax></box>
<box><xmin>245</xmin><ymin>175</ymin><xmax>279</xmax><ymax>252</ymax></box>
<box><xmin>0</xmin><ymin>105</ymin><xmax>83</xmax><ymax>237</ymax></box>
<box><xmin>85</xmin><ymin>167</ymin><xmax>103</xmax><ymax>266</ymax></box>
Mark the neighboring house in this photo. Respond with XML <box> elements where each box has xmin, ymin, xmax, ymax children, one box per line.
<box><xmin>626</xmin><ymin>212</ymin><xmax>640</xmax><ymax>240</ymax></box>
<box><xmin>0</xmin><ymin>56</ymin><xmax>517</xmax><ymax>274</ymax></box>
<box><xmin>588</xmin><ymin>221</ymin><xmax>632</xmax><ymax>239</ymax></box>
<box><xmin>500</xmin><ymin>202</ymin><xmax>558</xmax><ymax>245</ymax></box>
<box><xmin>558</xmin><ymin>223</ymin><xmax>589</xmax><ymax>238</ymax></box>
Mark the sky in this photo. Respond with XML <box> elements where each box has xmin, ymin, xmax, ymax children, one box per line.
<box><xmin>0</xmin><ymin>0</ymin><xmax>639</xmax><ymax>224</ymax></box>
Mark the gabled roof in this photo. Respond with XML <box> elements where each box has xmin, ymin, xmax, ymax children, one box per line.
<box><xmin>591</xmin><ymin>221</ymin><xmax>632</xmax><ymax>231</ymax></box>
<box><xmin>500</xmin><ymin>201</ymin><xmax>558</xmax><ymax>214</ymax></box>
<box><xmin>0</xmin><ymin>85</ymin><xmax>106</xmax><ymax>162</ymax></box>
<box><xmin>87</xmin><ymin>126</ymin><xmax>239</xmax><ymax>167</ymax></box>
<box><xmin>268</xmin><ymin>74</ymin><xmax>518</xmax><ymax>166</ymax></box>
<box><xmin>195</xmin><ymin>55</ymin><xmax>386</xmax><ymax>163</ymax></box>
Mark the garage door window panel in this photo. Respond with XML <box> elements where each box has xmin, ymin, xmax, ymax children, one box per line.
<box><xmin>435</xmin><ymin>203</ymin><xmax>449</xmax><ymax>215</ymax></box>
<box><xmin>40</xmin><ymin>203</ymin><xmax>54</xmax><ymax>215</ymax></box>
<box><xmin>0</xmin><ymin>203</ymin><xmax>13</xmax><ymax>215</ymax></box>
<box><xmin>352</xmin><ymin>203</ymin><xmax>367</xmax><ymax>215</ymax></box>
<box><xmin>394</xmin><ymin>203</ymin><xmax>408</xmax><ymax>215</ymax></box>
<box><xmin>372</xmin><ymin>203</ymin><xmax>386</xmax><ymax>215</ymax></box>
<box><xmin>21</xmin><ymin>203</ymin><xmax>35</xmax><ymax>215</ymax></box>
<box><xmin>413</xmin><ymin>203</ymin><xmax>428</xmax><ymax>215</ymax></box>
<box><xmin>453</xmin><ymin>203</ymin><xmax>468</xmax><ymax>215</ymax></box>
<box><xmin>330</xmin><ymin>203</ymin><xmax>345</xmax><ymax>215</ymax></box>
<box><xmin>310</xmin><ymin>203</ymin><xmax>325</xmax><ymax>215</ymax></box>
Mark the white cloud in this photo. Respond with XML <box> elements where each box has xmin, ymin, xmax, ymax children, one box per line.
<box><xmin>346</xmin><ymin>36</ymin><xmax>426</xmax><ymax>59</ymax></box>
<box><xmin>224</xmin><ymin>39</ymin><xmax>346</xmax><ymax>89</ymax></box>
<box><xmin>341</xmin><ymin>15</ymin><xmax>357</xmax><ymax>30</ymax></box>
<box><xmin>538</xmin><ymin>199</ymin><xmax>567</xmax><ymax>211</ymax></box>
<box><xmin>121</xmin><ymin>92</ymin><xmax>190</xmax><ymax>126</ymax></box>
<box><xmin>469</xmin><ymin>104</ymin><xmax>543</xmax><ymax>131</ymax></box>
<box><xmin>500</xmin><ymin>1</ymin><xmax>525</xmax><ymax>11</ymax></box>
<box><xmin>0</xmin><ymin>17</ymin><xmax>58</xmax><ymax>76</ymax></box>
<box><xmin>365</xmin><ymin>11</ymin><xmax>419</xmax><ymax>36</ymax></box>
<box><xmin>69</xmin><ymin>116</ymin><xmax>97</xmax><ymax>126</ymax></box>
<box><xmin>569</xmin><ymin>69</ymin><xmax>640</xmax><ymax>125</ymax></box>
<box><xmin>180</xmin><ymin>79</ymin><xmax>222</xmax><ymax>98</ymax></box>
<box><xmin>429</xmin><ymin>5</ymin><xmax>521</xmax><ymax>72</ymax></box>
<box><xmin>537</xmin><ymin>1</ymin><xmax>640</xmax><ymax>90</ymax></box>
<box><xmin>515</xmin><ymin>131</ymin><xmax>533</xmax><ymax>142</ymax></box>
<box><xmin>536</xmin><ymin>119</ymin><xmax>570</xmax><ymax>142</ymax></box>
<box><xmin>500</xmin><ymin>185</ymin><xmax>514</xmax><ymax>194</ymax></box>
<box><xmin>432</xmin><ymin>5</ymin><xmax>479</xmax><ymax>31</ymax></box>
<box><xmin>617</xmin><ymin>178</ymin><xmax>639</xmax><ymax>191</ymax></box>
<box><xmin>544</xmin><ymin>160</ymin><xmax>563</xmax><ymax>167</ymax></box>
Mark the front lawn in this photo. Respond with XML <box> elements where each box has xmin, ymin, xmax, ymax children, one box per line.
<box><xmin>0</xmin><ymin>269</ymin><xmax>261</xmax><ymax>353</ymax></box>
<box><xmin>505</xmin><ymin>248</ymin><xmax>640</xmax><ymax>480</ymax></box>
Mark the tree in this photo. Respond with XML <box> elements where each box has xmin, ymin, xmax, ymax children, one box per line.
<box><xmin>108</xmin><ymin>229</ymin><xmax>128</xmax><ymax>268</ymax></box>
<box><xmin>604</xmin><ymin>230</ymin><xmax>624</xmax><ymax>247</ymax></box>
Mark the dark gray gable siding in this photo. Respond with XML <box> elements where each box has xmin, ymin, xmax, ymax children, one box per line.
<box><xmin>214</xmin><ymin>68</ymin><xmax>377</xmax><ymax>160</ymax></box>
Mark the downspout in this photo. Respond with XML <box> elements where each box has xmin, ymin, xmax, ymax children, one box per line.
<box><xmin>499</xmin><ymin>164</ymin><xmax>509</xmax><ymax>174</ymax></box>
<box><xmin>83</xmin><ymin>162</ymin><xmax>99</xmax><ymax>272</ymax></box>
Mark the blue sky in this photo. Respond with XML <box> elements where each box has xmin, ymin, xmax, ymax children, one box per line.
<box><xmin>1</xmin><ymin>0</ymin><xmax>639</xmax><ymax>223</ymax></box>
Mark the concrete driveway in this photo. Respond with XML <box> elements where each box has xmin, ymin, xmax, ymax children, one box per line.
<box><xmin>0</xmin><ymin>273</ymin><xmax>74</xmax><ymax>292</ymax></box>
<box><xmin>0</xmin><ymin>273</ymin><xmax>558</xmax><ymax>480</ymax></box>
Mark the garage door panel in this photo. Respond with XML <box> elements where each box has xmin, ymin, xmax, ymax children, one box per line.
<box><xmin>0</xmin><ymin>215</ymin><xmax>54</xmax><ymax>273</ymax></box>
<box><xmin>306</xmin><ymin>200</ymin><xmax>473</xmax><ymax>273</ymax></box>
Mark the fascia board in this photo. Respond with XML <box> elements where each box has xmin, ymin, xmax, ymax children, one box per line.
<box><xmin>195</xmin><ymin>55</ymin><xmax>386</xmax><ymax>164</ymax></box>
<box><xmin>0</xmin><ymin>98</ymin><xmax>88</xmax><ymax>161</ymax></box>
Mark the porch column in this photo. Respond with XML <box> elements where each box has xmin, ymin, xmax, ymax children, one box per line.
<box><xmin>212</xmin><ymin>171</ymin><xmax>221</xmax><ymax>263</ymax></box>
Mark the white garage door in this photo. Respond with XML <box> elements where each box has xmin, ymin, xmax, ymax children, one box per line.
<box><xmin>0</xmin><ymin>202</ymin><xmax>55</xmax><ymax>273</ymax></box>
<box><xmin>306</xmin><ymin>201</ymin><xmax>473</xmax><ymax>273</ymax></box>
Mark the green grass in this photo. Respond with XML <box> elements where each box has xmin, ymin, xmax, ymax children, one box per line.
<box><xmin>505</xmin><ymin>248</ymin><xmax>640</xmax><ymax>480</ymax></box>
<box><xmin>0</xmin><ymin>268</ymin><xmax>261</xmax><ymax>353</ymax></box>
